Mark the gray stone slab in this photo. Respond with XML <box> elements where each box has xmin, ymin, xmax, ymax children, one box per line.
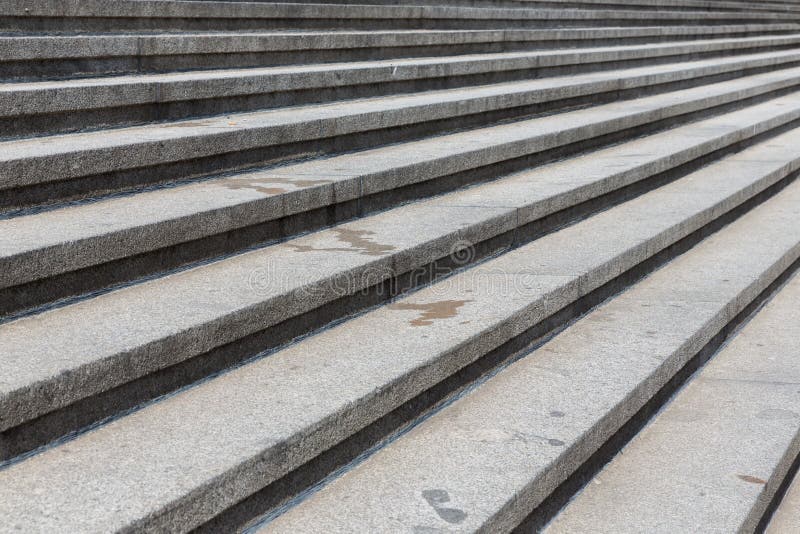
<box><xmin>2</xmin><ymin>0</ymin><xmax>794</xmax><ymax>27</ymax></box>
<box><xmin>4</xmin><ymin>35</ymin><xmax>799</xmax><ymax>118</ymax></box>
<box><xmin>546</xmin><ymin>272</ymin><xmax>800</xmax><ymax>534</ymax></box>
<box><xmin>2</xmin><ymin>63</ymin><xmax>799</xmax><ymax>195</ymax></box>
<box><xmin>4</xmin><ymin>67</ymin><xmax>800</xmax><ymax>290</ymax></box>
<box><xmin>1</xmin><ymin>131</ymin><xmax>799</xmax><ymax>532</ymax></box>
<box><xmin>261</xmin><ymin>169</ymin><xmax>800</xmax><ymax>534</ymax></box>
<box><xmin>1</xmin><ymin>25</ymin><xmax>795</xmax><ymax>63</ymax></box>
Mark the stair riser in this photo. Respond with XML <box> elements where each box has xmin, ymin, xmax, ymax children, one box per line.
<box><xmin>6</xmin><ymin>44</ymin><xmax>800</xmax><ymax>138</ymax></box>
<box><xmin>6</xmin><ymin>30</ymin><xmax>798</xmax><ymax>81</ymax></box>
<box><xmin>3</xmin><ymin>110</ymin><xmax>796</xmax><ymax>463</ymax></box>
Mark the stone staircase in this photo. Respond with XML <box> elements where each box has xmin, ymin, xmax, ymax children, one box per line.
<box><xmin>1</xmin><ymin>0</ymin><xmax>800</xmax><ymax>532</ymax></box>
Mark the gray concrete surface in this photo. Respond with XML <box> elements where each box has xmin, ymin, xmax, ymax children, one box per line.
<box><xmin>4</xmin><ymin>38</ymin><xmax>800</xmax><ymax>136</ymax></box>
<box><xmin>4</xmin><ymin>79</ymin><xmax>800</xmax><ymax>293</ymax></box>
<box><xmin>2</xmin><ymin>64</ymin><xmax>799</xmax><ymax>205</ymax></box>
<box><xmin>261</xmin><ymin>169</ymin><xmax>800</xmax><ymax>534</ymax></box>
<box><xmin>1</xmin><ymin>129</ymin><xmax>799</xmax><ymax>531</ymax></box>
<box><xmin>546</xmin><ymin>272</ymin><xmax>800</xmax><ymax>533</ymax></box>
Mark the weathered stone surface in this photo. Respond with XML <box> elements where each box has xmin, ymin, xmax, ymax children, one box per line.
<box><xmin>2</xmin><ymin>58</ymin><xmax>800</xmax><ymax>195</ymax></box>
<box><xmin>3</xmin><ymin>82</ymin><xmax>800</xmax><ymax>293</ymax></box>
<box><xmin>260</xmin><ymin>171</ymin><xmax>800</xmax><ymax>534</ymax></box>
<box><xmin>2</xmin><ymin>130</ymin><xmax>800</xmax><ymax>532</ymax></box>
<box><xmin>3</xmin><ymin>2</ymin><xmax>800</xmax><ymax>531</ymax></box>
<box><xmin>546</xmin><ymin>271</ymin><xmax>800</xmax><ymax>533</ymax></box>
<box><xmin>5</xmin><ymin>35</ymin><xmax>800</xmax><ymax>123</ymax></box>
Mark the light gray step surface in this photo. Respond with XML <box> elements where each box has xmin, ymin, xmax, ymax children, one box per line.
<box><xmin>8</xmin><ymin>88</ymin><xmax>797</xmax><ymax>447</ymax></box>
<box><xmin>544</xmin><ymin>273</ymin><xmax>800</xmax><ymax>533</ymax></box>
<box><xmin>4</xmin><ymin>87</ymin><xmax>800</xmax><ymax>317</ymax></box>
<box><xmin>6</xmin><ymin>25</ymin><xmax>797</xmax><ymax>81</ymax></box>
<box><xmin>6</xmin><ymin>37</ymin><xmax>800</xmax><ymax>137</ymax></box>
<box><xmin>3</xmin><ymin>1</ymin><xmax>797</xmax><ymax>32</ymax></box>
<box><xmin>260</xmin><ymin>148</ymin><xmax>800</xmax><ymax>534</ymax></box>
<box><xmin>2</xmin><ymin>125</ymin><xmax>799</xmax><ymax>533</ymax></box>
<box><xmin>224</xmin><ymin>0</ymin><xmax>800</xmax><ymax>12</ymax></box>
<box><xmin>767</xmin><ymin>469</ymin><xmax>800</xmax><ymax>532</ymax></box>
<box><xmin>4</xmin><ymin>63</ymin><xmax>800</xmax><ymax>210</ymax></box>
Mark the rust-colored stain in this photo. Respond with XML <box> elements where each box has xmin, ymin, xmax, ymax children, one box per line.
<box><xmin>290</xmin><ymin>228</ymin><xmax>396</xmax><ymax>257</ymax></box>
<box><xmin>737</xmin><ymin>474</ymin><xmax>767</xmax><ymax>485</ymax></box>
<box><xmin>224</xmin><ymin>176</ymin><xmax>333</xmax><ymax>197</ymax></box>
<box><xmin>389</xmin><ymin>299</ymin><xmax>472</xmax><ymax>326</ymax></box>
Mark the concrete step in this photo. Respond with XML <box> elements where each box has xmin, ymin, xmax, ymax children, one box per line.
<box><xmin>2</xmin><ymin>126</ymin><xmax>799</xmax><ymax>532</ymax></box>
<box><xmin>8</xmin><ymin>26</ymin><xmax>799</xmax><ymax>81</ymax></box>
<box><xmin>6</xmin><ymin>88</ymin><xmax>798</xmax><ymax>458</ymax></box>
<box><xmin>214</xmin><ymin>0</ymin><xmax>800</xmax><ymax>13</ymax></box>
<box><xmin>3</xmin><ymin>87</ymin><xmax>800</xmax><ymax>320</ymax></box>
<box><xmin>6</xmin><ymin>38</ymin><xmax>800</xmax><ymax>136</ymax></box>
<box><xmin>4</xmin><ymin>63</ymin><xmax>800</xmax><ymax>213</ymax></box>
<box><xmin>258</xmin><ymin>147</ymin><xmax>800</xmax><ymax>534</ymax></box>
<box><xmin>3</xmin><ymin>1</ymin><xmax>798</xmax><ymax>33</ymax></box>
<box><xmin>544</xmin><ymin>272</ymin><xmax>800</xmax><ymax>533</ymax></box>
<box><xmin>767</xmin><ymin>468</ymin><xmax>800</xmax><ymax>532</ymax></box>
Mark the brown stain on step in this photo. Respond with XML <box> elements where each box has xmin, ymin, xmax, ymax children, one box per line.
<box><xmin>225</xmin><ymin>176</ymin><xmax>334</xmax><ymax>196</ymax></box>
<box><xmin>737</xmin><ymin>474</ymin><xmax>767</xmax><ymax>485</ymax></box>
<box><xmin>290</xmin><ymin>228</ymin><xmax>396</xmax><ymax>256</ymax></box>
<box><xmin>389</xmin><ymin>299</ymin><xmax>472</xmax><ymax>327</ymax></box>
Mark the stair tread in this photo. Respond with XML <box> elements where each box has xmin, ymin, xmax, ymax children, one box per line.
<box><xmin>2</xmin><ymin>129</ymin><xmax>799</xmax><ymax>532</ymax></box>
<box><xmin>4</xmin><ymin>36</ymin><xmax>800</xmax><ymax>117</ymax></box>
<box><xmin>260</xmin><ymin>161</ymin><xmax>800</xmax><ymax>534</ymax></box>
<box><xmin>4</xmin><ymin>80</ymin><xmax>800</xmax><ymax>290</ymax></box>
<box><xmin>545</xmin><ymin>272</ymin><xmax>800</xmax><ymax>533</ymax></box>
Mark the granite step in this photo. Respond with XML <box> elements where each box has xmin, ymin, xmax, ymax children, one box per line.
<box><xmin>3</xmin><ymin>0</ymin><xmax>797</xmax><ymax>33</ymax></box>
<box><xmin>223</xmin><ymin>0</ymin><xmax>800</xmax><ymax>12</ymax></box>
<box><xmin>544</xmin><ymin>271</ymin><xmax>800</xmax><ymax>533</ymax></box>
<box><xmin>5</xmin><ymin>38</ymin><xmax>800</xmax><ymax>136</ymax></box>
<box><xmin>4</xmin><ymin>63</ymin><xmax>800</xmax><ymax>213</ymax></box>
<box><xmin>6</xmin><ymin>87</ymin><xmax>799</xmax><ymax>458</ymax></box>
<box><xmin>259</xmin><ymin>144</ymin><xmax>800</xmax><ymax>534</ymax></box>
<box><xmin>2</xmin><ymin>123</ymin><xmax>799</xmax><ymax>532</ymax></box>
<box><xmin>8</xmin><ymin>25</ymin><xmax>797</xmax><ymax>81</ymax></box>
<box><xmin>3</xmin><ymin>87</ymin><xmax>800</xmax><ymax>320</ymax></box>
